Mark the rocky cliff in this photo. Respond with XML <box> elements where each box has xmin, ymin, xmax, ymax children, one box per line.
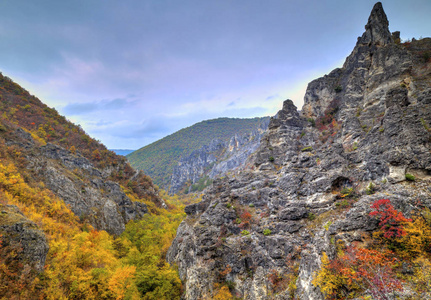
<box><xmin>36</xmin><ymin>142</ymin><xmax>150</xmax><ymax>235</ymax></box>
<box><xmin>0</xmin><ymin>204</ymin><xmax>49</xmax><ymax>272</ymax></box>
<box><xmin>169</xmin><ymin>119</ymin><xmax>269</xmax><ymax>194</ymax></box>
<box><xmin>3</xmin><ymin>124</ymin><xmax>154</xmax><ymax>236</ymax></box>
<box><xmin>0</xmin><ymin>204</ymin><xmax>49</xmax><ymax>297</ymax></box>
<box><xmin>167</xmin><ymin>3</ymin><xmax>431</xmax><ymax>299</ymax></box>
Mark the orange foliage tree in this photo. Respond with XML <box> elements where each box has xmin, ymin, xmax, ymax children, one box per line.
<box><xmin>313</xmin><ymin>246</ymin><xmax>403</xmax><ymax>299</ymax></box>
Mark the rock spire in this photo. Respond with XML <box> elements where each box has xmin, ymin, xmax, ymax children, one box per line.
<box><xmin>358</xmin><ymin>2</ymin><xmax>393</xmax><ymax>46</ymax></box>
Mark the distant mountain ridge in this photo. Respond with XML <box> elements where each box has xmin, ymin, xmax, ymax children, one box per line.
<box><xmin>111</xmin><ymin>149</ymin><xmax>135</xmax><ymax>156</ymax></box>
<box><xmin>169</xmin><ymin>118</ymin><xmax>269</xmax><ymax>194</ymax></box>
<box><xmin>127</xmin><ymin>117</ymin><xmax>270</xmax><ymax>190</ymax></box>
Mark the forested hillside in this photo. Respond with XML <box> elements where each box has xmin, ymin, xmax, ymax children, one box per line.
<box><xmin>127</xmin><ymin>117</ymin><xmax>269</xmax><ymax>188</ymax></box>
<box><xmin>0</xmin><ymin>72</ymin><xmax>197</xmax><ymax>299</ymax></box>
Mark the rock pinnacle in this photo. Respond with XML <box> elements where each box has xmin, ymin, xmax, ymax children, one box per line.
<box><xmin>359</xmin><ymin>2</ymin><xmax>393</xmax><ymax>46</ymax></box>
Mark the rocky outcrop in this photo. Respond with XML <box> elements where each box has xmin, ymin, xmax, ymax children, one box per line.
<box><xmin>168</xmin><ymin>3</ymin><xmax>431</xmax><ymax>299</ymax></box>
<box><xmin>4</xmin><ymin>126</ymin><xmax>150</xmax><ymax>235</ymax></box>
<box><xmin>169</xmin><ymin>118</ymin><xmax>269</xmax><ymax>194</ymax></box>
<box><xmin>29</xmin><ymin>143</ymin><xmax>148</xmax><ymax>235</ymax></box>
<box><xmin>0</xmin><ymin>204</ymin><xmax>49</xmax><ymax>273</ymax></box>
<box><xmin>169</xmin><ymin>139</ymin><xmax>224</xmax><ymax>194</ymax></box>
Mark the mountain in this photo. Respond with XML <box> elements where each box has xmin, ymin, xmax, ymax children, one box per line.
<box><xmin>167</xmin><ymin>3</ymin><xmax>431</xmax><ymax>299</ymax></box>
<box><xmin>0</xmin><ymin>71</ymin><xmax>187</xmax><ymax>298</ymax></box>
<box><xmin>169</xmin><ymin>118</ymin><xmax>269</xmax><ymax>194</ymax></box>
<box><xmin>127</xmin><ymin>117</ymin><xmax>270</xmax><ymax>190</ymax></box>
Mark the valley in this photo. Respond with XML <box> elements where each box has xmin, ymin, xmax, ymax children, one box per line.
<box><xmin>1</xmin><ymin>2</ymin><xmax>431</xmax><ymax>300</ymax></box>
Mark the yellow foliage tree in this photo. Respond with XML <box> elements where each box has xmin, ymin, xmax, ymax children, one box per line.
<box><xmin>213</xmin><ymin>284</ymin><xmax>233</xmax><ymax>300</ymax></box>
<box><xmin>109</xmin><ymin>265</ymin><xmax>138</xmax><ymax>300</ymax></box>
<box><xmin>412</xmin><ymin>256</ymin><xmax>431</xmax><ymax>298</ymax></box>
<box><xmin>396</xmin><ymin>217</ymin><xmax>431</xmax><ymax>258</ymax></box>
<box><xmin>312</xmin><ymin>252</ymin><xmax>346</xmax><ymax>299</ymax></box>
<box><xmin>70</xmin><ymin>145</ymin><xmax>76</xmax><ymax>154</ymax></box>
<box><xmin>0</xmin><ymin>162</ymin><xmax>138</xmax><ymax>299</ymax></box>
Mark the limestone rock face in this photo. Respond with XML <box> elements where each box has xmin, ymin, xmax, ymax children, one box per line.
<box><xmin>168</xmin><ymin>3</ymin><xmax>431</xmax><ymax>299</ymax></box>
<box><xmin>169</xmin><ymin>118</ymin><xmax>269</xmax><ymax>194</ymax></box>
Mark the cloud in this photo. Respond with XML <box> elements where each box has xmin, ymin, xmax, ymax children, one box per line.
<box><xmin>88</xmin><ymin>117</ymin><xmax>169</xmax><ymax>138</ymax></box>
<box><xmin>62</xmin><ymin>97</ymin><xmax>137</xmax><ymax>115</ymax></box>
<box><xmin>62</xmin><ymin>102</ymin><xmax>98</xmax><ymax>115</ymax></box>
<box><xmin>132</xmin><ymin>121</ymin><xmax>171</xmax><ymax>138</ymax></box>
<box><xmin>266</xmin><ymin>94</ymin><xmax>280</xmax><ymax>101</ymax></box>
<box><xmin>221</xmin><ymin>106</ymin><xmax>269</xmax><ymax>118</ymax></box>
<box><xmin>7</xmin><ymin>0</ymin><xmax>430</xmax><ymax>151</ymax></box>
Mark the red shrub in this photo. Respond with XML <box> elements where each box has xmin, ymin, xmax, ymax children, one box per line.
<box><xmin>369</xmin><ymin>199</ymin><xmax>412</xmax><ymax>239</ymax></box>
<box><xmin>239</xmin><ymin>210</ymin><xmax>252</xmax><ymax>229</ymax></box>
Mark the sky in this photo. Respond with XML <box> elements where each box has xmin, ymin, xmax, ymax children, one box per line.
<box><xmin>0</xmin><ymin>0</ymin><xmax>430</xmax><ymax>149</ymax></box>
